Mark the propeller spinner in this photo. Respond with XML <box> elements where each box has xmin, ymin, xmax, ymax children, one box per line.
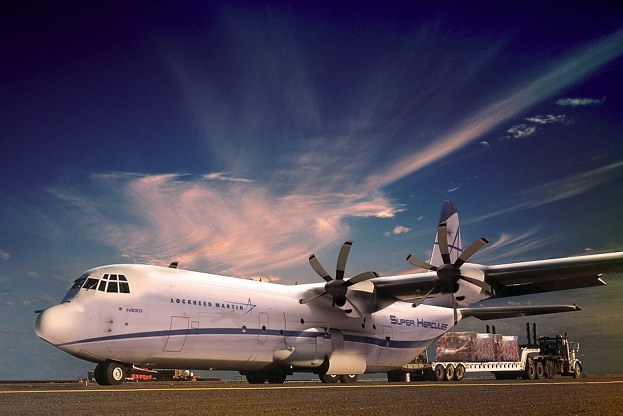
<box><xmin>300</xmin><ymin>241</ymin><xmax>378</xmax><ymax>310</ymax></box>
<box><xmin>406</xmin><ymin>221</ymin><xmax>491</xmax><ymax>323</ymax></box>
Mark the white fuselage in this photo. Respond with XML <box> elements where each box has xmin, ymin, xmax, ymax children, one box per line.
<box><xmin>35</xmin><ymin>264</ymin><xmax>458</xmax><ymax>375</ymax></box>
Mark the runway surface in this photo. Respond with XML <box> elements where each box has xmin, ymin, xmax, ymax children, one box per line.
<box><xmin>2</xmin><ymin>375</ymin><xmax>623</xmax><ymax>415</ymax></box>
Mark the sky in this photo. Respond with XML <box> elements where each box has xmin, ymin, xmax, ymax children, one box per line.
<box><xmin>1</xmin><ymin>1</ymin><xmax>623</xmax><ymax>380</ymax></box>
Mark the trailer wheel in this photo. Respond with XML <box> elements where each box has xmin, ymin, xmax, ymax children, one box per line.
<box><xmin>573</xmin><ymin>363</ymin><xmax>581</xmax><ymax>379</ymax></box>
<box><xmin>535</xmin><ymin>361</ymin><xmax>545</xmax><ymax>379</ymax></box>
<box><xmin>434</xmin><ymin>364</ymin><xmax>446</xmax><ymax>381</ymax></box>
<box><xmin>454</xmin><ymin>364</ymin><xmax>465</xmax><ymax>381</ymax></box>
<box><xmin>526</xmin><ymin>360</ymin><xmax>536</xmax><ymax>380</ymax></box>
<box><xmin>444</xmin><ymin>364</ymin><xmax>455</xmax><ymax>381</ymax></box>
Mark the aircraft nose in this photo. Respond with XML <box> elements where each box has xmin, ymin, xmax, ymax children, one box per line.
<box><xmin>35</xmin><ymin>303</ymin><xmax>73</xmax><ymax>346</ymax></box>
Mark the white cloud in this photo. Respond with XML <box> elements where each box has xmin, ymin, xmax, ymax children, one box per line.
<box><xmin>0</xmin><ymin>251</ymin><xmax>9</xmax><ymax>262</ymax></box>
<box><xmin>203</xmin><ymin>172</ymin><xmax>254</xmax><ymax>183</ymax></box>
<box><xmin>507</xmin><ymin>123</ymin><xmax>537</xmax><ymax>138</ymax></box>
<box><xmin>52</xmin><ymin>173</ymin><xmax>402</xmax><ymax>277</ymax></box>
<box><xmin>556</xmin><ymin>97</ymin><xmax>605</xmax><ymax>107</ymax></box>
<box><xmin>525</xmin><ymin>114</ymin><xmax>568</xmax><ymax>125</ymax></box>
<box><xmin>393</xmin><ymin>225</ymin><xmax>411</xmax><ymax>234</ymax></box>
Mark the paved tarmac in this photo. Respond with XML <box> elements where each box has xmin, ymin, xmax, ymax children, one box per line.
<box><xmin>1</xmin><ymin>375</ymin><xmax>622</xmax><ymax>416</ymax></box>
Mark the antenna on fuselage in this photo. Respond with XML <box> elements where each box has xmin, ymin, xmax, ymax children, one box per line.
<box><xmin>169</xmin><ymin>261</ymin><xmax>179</xmax><ymax>269</ymax></box>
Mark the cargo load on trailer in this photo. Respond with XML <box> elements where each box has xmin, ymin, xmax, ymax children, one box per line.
<box><xmin>394</xmin><ymin>323</ymin><xmax>582</xmax><ymax>382</ymax></box>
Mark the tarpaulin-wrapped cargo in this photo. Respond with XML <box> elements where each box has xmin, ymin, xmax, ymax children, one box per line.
<box><xmin>496</xmin><ymin>335</ymin><xmax>520</xmax><ymax>361</ymax></box>
<box><xmin>435</xmin><ymin>332</ymin><xmax>496</xmax><ymax>362</ymax></box>
<box><xmin>436</xmin><ymin>332</ymin><xmax>520</xmax><ymax>362</ymax></box>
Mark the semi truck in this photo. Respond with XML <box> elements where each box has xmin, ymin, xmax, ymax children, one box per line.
<box><xmin>393</xmin><ymin>323</ymin><xmax>582</xmax><ymax>382</ymax></box>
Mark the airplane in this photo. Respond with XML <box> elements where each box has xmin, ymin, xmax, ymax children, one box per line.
<box><xmin>34</xmin><ymin>201</ymin><xmax>623</xmax><ymax>385</ymax></box>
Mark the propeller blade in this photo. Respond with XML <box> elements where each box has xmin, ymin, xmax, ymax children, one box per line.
<box><xmin>454</xmin><ymin>238</ymin><xmax>489</xmax><ymax>268</ymax></box>
<box><xmin>437</xmin><ymin>222</ymin><xmax>451</xmax><ymax>265</ymax></box>
<box><xmin>411</xmin><ymin>285</ymin><xmax>438</xmax><ymax>309</ymax></box>
<box><xmin>452</xmin><ymin>292</ymin><xmax>458</xmax><ymax>325</ymax></box>
<box><xmin>309</xmin><ymin>254</ymin><xmax>333</xmax><ymax>282</ymax></box>
<box><xmin>459</xmin><ymin>275</ymin><xmax>492</xmax><ymax>293</ymax></box>
<box><xmin>406</xmin><ymin>254</ymin><xmax>438</xmax><ymax>271</ymax></box>
<box><xmin>335</xmin><ymin>241</ymin><xmax>352</xmax><ymax>280</ymax></box>
<box><xmin>344</xmin><ymin>271</ymin><xmax>379</xmax><ymax>287</ymax></box>
<box><xmin>299</xmin><ymin>289</ymin><xmax>328</xmax><ymax>304</ymax></box>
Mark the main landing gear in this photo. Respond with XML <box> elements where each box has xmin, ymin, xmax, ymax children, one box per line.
<box><xmin>319</xmin><ymin>373</ymin><xmax>359</xmax><ymax>383</ymax></box>
<box><xmin>94</xmin><ymin>360</ymin><xmax>129</xmax><ymax>385</ymax></box>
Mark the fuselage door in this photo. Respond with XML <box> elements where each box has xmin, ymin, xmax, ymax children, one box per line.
<box><xmin>163</xmin><ymin>316</ymin><xmax>189</xmax><ymax>352</ymax></box>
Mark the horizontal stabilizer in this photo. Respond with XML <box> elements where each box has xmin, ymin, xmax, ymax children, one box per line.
<box><xmin>459</xmin><ymin>304</ymin><xmax>581</xmax><ymax>321</ymax></box>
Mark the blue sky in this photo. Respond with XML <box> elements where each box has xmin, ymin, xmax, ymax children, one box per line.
<box><xmin>1</xmin><ymin>2</ymin><xmax>623</xmax><ymax>379</ymax></box>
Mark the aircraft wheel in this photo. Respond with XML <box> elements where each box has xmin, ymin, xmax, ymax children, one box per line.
<box><xmin>266</xmin><ymin>370</ymin><xmax>287</xmax><ymax>384</ymax></box>
<box><xmin>94</xmin><ymin>362</ymin><xmax>108</xmax><ymax>385</ymax></box>
<box><xmin>245</xmin><ymin>372</ymin><xmax>268</xmax><ymax>384</ymax></box>
<box><xmin>339</xmin><ymin>374</ymin><xmax>358</xmax><ymax>383</ymax></box>
<box><xmin>320</xmin><ymin>374</ymin><xmax>339</xmax><ymax>383</ymax></box>
<box><xmin>104</xmin><ymin>361</ymin><xmax>127</xmax><ymax>385</ymax></box>
<box><xmin>535</xmin><ymin>361</ymin><xmax>545</xmax><ymax>379</ymax></box>
<box><xmin>434</xmin><ymin>364</ymin><xmax>445</xmax><ymax>381</ymax></box>
<box><xmin>444</xmin><ymin>364</ymin><xmax>455</xmax><ymax>381</ymax></box>
<box><xmin>454</xmin><ymin>364</ymin><xmax>465</xmax><ymax>381</ymax></box>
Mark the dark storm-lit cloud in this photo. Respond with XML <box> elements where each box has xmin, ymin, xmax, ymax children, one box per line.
<box><xmin>556</xmin><ymin>97</ymin><xmax>605</xmax><ymax>106</ymax></box>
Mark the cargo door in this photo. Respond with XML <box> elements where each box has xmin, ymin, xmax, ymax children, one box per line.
<box><xmin>163</xmin><ymin>316</ymin><xmax>189</xmax><ymax>352</ymax></box>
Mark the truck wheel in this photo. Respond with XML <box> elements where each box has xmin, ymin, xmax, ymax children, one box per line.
<box><xmin>535</xmin><ymin>361</ymin><xmax>545</xmax><ymax>379</ymax></box>
<box><xmin>573</xmin><ymin>363</ymin><xmax>581</xmax><ymax>379</ymax></box>
<box><xmin>444</xmin><ymin>364</ymin><xmax>455</xmax><ymax>382</ymax></box>
<box><xmin>526</xmin><ymin>360</ymin><xmax>536</xmax><ymax>380</ymax></box>
<box><xmin>454</xmin><ymin>364</ymin><xmax>465</xmax><ymax>381</ymax></box>
<box><xmin>434</xmin><ymin>364</ymin><xmax>446</xmax><ymax>381</ymax></box>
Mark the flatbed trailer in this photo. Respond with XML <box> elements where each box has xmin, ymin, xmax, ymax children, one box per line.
<box><xmin>393</xmin><ymin>325</ymin><xmax>582</xmax><ymax>382</ymax></box>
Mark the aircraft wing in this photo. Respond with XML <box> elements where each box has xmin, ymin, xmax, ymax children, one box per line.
<box><xmin>373</xmin><ymin>251</ymin><xmax>623</xmax><ymax>301</ymax></box>
<box><xmin>481</xmin><ymin>251</ymin><xmax>623</xmax><ymax>297</ymax></box>
<box><xmin>459</xmin><ymin>304</ymin><xmax>581</xmax><ymax>321</ymax></box>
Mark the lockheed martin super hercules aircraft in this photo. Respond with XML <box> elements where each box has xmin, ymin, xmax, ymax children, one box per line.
<box><xmin>35</xmin><ymin>201</ymin><xmax>623</xmax><ymax>385</ymax></box>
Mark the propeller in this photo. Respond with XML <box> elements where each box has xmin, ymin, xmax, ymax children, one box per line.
<box><xmin>406</xmin><ymin>221</ymin><xmax>491</xmax><ymax>323</ymax></box>
<box><xmin>300</xmin><ymin>241</ymin><xmax>379</xmax><ymax>311</ymax></box>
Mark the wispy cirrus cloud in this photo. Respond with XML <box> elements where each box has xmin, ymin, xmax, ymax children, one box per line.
<box><xmin>203</xmin><ymin>172</ymin><xmax>254</xmax><ymax>183</ymax></box>
<box><xmin>556</xmin><ymin>97</ymin><xmax>605</xmax><ymax>107</ymax></box>
<box><xmin>51</xmin><ymin>173</ymin><xmax>401</xmax><ymax>276</ymax></box>
<box><xmin>465</xmin><ymin>160</ymin><xmax>623</xmax><ymax>227</ymax></box>
<box><xmin>50</xmin><ymin>29</ymin><xmax>623</xmax><ymax>277</ymax></box>
<box><xmin>364</xmin><ymin>29</ymin><xmax>623</xmax><ymax>188</ymax></box>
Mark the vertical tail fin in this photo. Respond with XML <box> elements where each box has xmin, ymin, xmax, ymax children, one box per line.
<box><xmin>429</xmin><ymin>201</ymin><xmax>462</xmax><ymax>267</ymax></box>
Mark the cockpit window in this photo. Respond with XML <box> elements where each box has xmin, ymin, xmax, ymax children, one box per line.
<box><xmin>83</xmin><ymin>278</ymin><xmax>99</xmax><ymax>290</ymax></box>
<box><xmin>97</xmin><ymin>273</ymin><xmax>131</xmax><ymax>294</ymax></box>
<box><xmin>67</xmin><ymin>273</ymin><xmax>131</xmax><ymax>294</ymax></box>
<box><xmin>70</xmin><ymin>273</ymin><xmax>89</xmax><ymax>290</ymax></box>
